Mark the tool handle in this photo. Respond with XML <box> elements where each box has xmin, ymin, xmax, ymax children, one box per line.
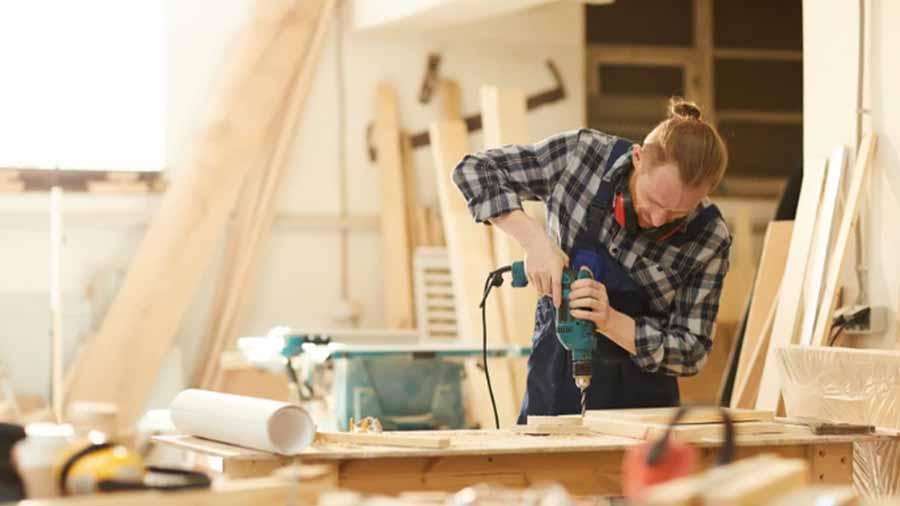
<box><xmin>510</xmin><ymin>261</ymin><xmax>529</xmax><ymax>287</ymax></box>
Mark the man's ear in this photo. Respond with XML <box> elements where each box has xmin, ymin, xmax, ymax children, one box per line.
<box><xmin>632</xmin><ymin>144</ymin><xmax>643</xmax><ymax>171</ymax></box>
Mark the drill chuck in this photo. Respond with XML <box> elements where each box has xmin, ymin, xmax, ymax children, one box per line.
<box><xmin>573</xmin><ymin>360</ymin><xmax>592</xmax><ymax>391</ymax></box>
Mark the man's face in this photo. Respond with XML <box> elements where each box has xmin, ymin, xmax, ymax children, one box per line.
<box><xmin>631</xmin><ymin>146</ymin><xmax>708</xmax><ymax>229</ymax></box>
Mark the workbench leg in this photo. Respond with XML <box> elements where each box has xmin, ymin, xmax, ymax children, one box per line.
<box><xmin>808</xmin><ymin>443</ymin><xmax>854</xmax><ymax>485</ymax></box>
<box><xmin>224</xmin><ymin>457</ymin><xmax>296</xmax><ymax>479</ymax></box>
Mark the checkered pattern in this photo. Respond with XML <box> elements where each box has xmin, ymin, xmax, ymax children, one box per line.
<box><xmin>452</xmin><ymin>128</ymin><xmax>732</xmax><ymax>376</ymax></box>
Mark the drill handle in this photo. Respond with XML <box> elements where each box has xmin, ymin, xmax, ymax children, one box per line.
<box><xmin>510</xmin><ymin>261</ymin><xmax>529</xmax><ymax>288</ymax></box>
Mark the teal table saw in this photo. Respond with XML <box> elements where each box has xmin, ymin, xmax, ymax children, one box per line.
<box><xmin>237</xmin><ymin>330</ymin><xmax>530</xmax><ymax>431</ymax></box>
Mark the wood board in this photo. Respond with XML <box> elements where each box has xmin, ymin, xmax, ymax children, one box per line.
<box><xmin>732</xmin><ymin>221</ymin><xmax>793</xmax><ymax>408</ymax></box>
<box><xmin>799</xmin><ymin>146</ymin><xmax>847</xmax><ymax>345</ymax></box>
<box><xmin>429</xmin><ymin>120</ymin><xmax>519</xmax><ymax>428</ymax></box>
<box><xmin>756</xmin><ymin>158</ymin><xmax>828</xmax><ymax>411</ymax></box>
<box><xmin>480</xmin><ymin>85</ymin><xmax>544</xmax><ymax>404</ymax></box>
<box><xmin>374</xmin><ymin>84</ymin><xmax>415</xmax><ymax>329</ymax></box>
<box><xmin>585</xmin><ymin>407</ymin><xmax>774</xmax><ymax>425</ymax></box>
<box><xmin>317</xmin><ymin>431</ymin><xmax>451</xmax><ymax>449</ymax></box>
<box><xmin>583</xmin><ymin>419</ymin><xmax>807</xmax><ymax>442</ymax></box>
<box><xmin>66</xmin><ymin>0</ymin><xmax>334</xmax><ymax>432</ymax></box>
<box><xmin>732</xmin><ymin>287</ymin><xmax>780</xmax><ymax>408</ymax></box>
<box><xmin>811</xmin><ymin>134</ymin><xmax>877</xmax><ymax>346</ymax></box>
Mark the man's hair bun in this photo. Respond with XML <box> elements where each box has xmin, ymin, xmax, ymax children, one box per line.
<box><xmin>669</xmin><ymin>98</ymin><xmax>702</xmax><ymax>120</ymax></box>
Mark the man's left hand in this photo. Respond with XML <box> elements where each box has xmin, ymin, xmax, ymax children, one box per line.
<box><xmin>568</xmin><ymin>277</ymin><xmax>611</xmax><ymax>328</ymax></box>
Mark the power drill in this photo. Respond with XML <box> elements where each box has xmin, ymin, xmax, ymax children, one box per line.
<box><xmin>510</xmin><ymin>261</ymin><xmax>596</xmax><ymax>415</ymax></box>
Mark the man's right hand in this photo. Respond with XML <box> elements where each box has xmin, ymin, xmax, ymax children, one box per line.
<box><xmin>523</xmin><ymin>235</ymin><xmax>568</xmax><ymax>309</ymax></box>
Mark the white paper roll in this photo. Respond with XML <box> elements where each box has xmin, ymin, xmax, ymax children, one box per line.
<box><xmin>170</xmin><ymin>389</ymin><xmax>316</xmax><ymax>455</ymax></box>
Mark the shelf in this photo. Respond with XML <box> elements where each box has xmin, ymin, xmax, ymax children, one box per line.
<box><xmin>717</xmin><ymin>110</ymin><xmax>803</xmax><ymax>125</ymax></box>
<box><xmin>714</xmin><ymin>48</ymin><xmax>803</xmax><ymax>61</ymax></box>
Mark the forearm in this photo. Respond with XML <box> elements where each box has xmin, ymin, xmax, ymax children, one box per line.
<box><xmin>489</xmin><ymin>210</ymin><xmax>548</xmax><ymax>250</ymax></box>
<box><xmin>597</xmin><ymin>308</ymin><xmax>637</xmax><ymax>355</ymax></box>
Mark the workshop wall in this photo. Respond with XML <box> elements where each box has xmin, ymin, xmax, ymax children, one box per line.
<box><xmin>0</xmin><ymin>0</ymin><xmax>585</xmax><ymax>404</ymax></box>
<box><xmin>803</xmin><ymin>0</ymin><xmax>900</xmax><ymax>347</ymax></box>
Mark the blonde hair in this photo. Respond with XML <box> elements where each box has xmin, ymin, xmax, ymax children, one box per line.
<box><xmin>642</xmin><ymin>98</ymin><xmax>728</xmax><ymax>190</ymax></box>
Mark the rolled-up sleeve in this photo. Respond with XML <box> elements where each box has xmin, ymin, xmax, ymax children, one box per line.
<box><xmin>452</xmin><ymin>129</ymin><xmax>583</xmax><ymax>224</ymax></box>
<box><xmin>631</xmin><ymin>238</ymin><xmax>731</xmax><ymax>376</ymax></box>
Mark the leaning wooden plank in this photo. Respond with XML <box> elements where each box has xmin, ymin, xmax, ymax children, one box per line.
<box><xmin>429</xmin><ymin>120</ymin><xmax>519</xmax><ymax>428</ymax></box>
<box><xmin>811</xmin><ymin>135</ymin><xmax>877</xmax><ymax>346</ymax></box>
<box><xmin>480</xmin><ymin>85</ymin><xmax>543</xmax><ymax>404</ymax></box>
<box><xmin>316</xmin><ymin>431</ymin><xmax>450</xmax><ymax>449</ymax></box>
<box><xmin>584</xmin><ymin>407</ymin><xmax>774</xmax><ymax>425</ymax></box>
<box><xmin>732</xmin><ymin>221</ymin><xmax>793</xmax><ymax>407</ymax></box>
<box><xmin>194</xmin><ymin>0</ymin><xmax>336</xmax><ymax>391</ymax></box>
<box><xmin>66</xmin><ymin>0</ymin><xmax>332</xmax><ymax>432</ymax></box>
<box><xmin>374</xmin><ymin>85</ymin><xmax>415</xmax><ymax>328</ymax></box>
<box><xmin>732</xmin><ymin>286</ymin><xmax>780</xmax><ymax>408</ymax></box>
<box><xmin>756</xmin><ymin>158</ymin><xmax>828</xmax><ymax>411</ymax></box>
<box><xmin>718</xmin><ymin>207</ymin><xmax>755</xmax><ymax>324</ymax></box>
<box><xmin>799</xmin><ymin>147</ymin><xmax>847</xmax><ymax>345</ymax></box>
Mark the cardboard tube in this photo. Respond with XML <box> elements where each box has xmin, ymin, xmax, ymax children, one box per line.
<box><xmin>170</xmin><ymin>389</ymin><xmax>315</xmax><ymax>455</ymax></box>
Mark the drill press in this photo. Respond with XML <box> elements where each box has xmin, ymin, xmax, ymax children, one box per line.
<box><xmin>510</xmin><ymin>261</ymin><xmax>597</xmax><ymax>415</ymax></box>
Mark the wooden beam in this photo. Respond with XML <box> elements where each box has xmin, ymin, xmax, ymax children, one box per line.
<box><xmin>731</xmin><ymin>221</ymin><xmax>793</xmax><ymax>408</ymax></box>
<box><xmin>480</xmin><ymin>85</ymin><xmax>544</xmax><ymax>404</ymax></box>
<box><xmin>714</xmin><ymin>48</ymin><xmax>804</xmax><ymax>61</ymax></box>
<box><xmin>193</xmin><ymin>0</ymin><xmax>336</xmax><ymax>392</ymax></box>
<box><xmin>429</xmin><ymin>120</ymin><xmax>519</xmax><ymax>428</ymax></box>
<box><xmin>317</xmin><ymin>431</ymin><xmax>450</xmax><ymax>449</ymax></box>
<box><xmin>693</xmin><ymin>0</ymin><xmax>716</xmax><ymax>126</ymax></box>
<box><xmin>66</xmin><ymin>0</ymin><xmax>334</xmax><ymax>431</ymax></box>
<box><xmin>717</xmin><ymin>110</ymin><xmax>803</xmax><ymax>125</ymax></box>
<box><xmin>811</xmin><ymin>135</ymin><xmax>877</xmax><ymax>346</ymax></box>
<box><xmin>756</xmin><ymin>158</ymin><xmax>828</xmax><ymax>411</ymax></box>
<box><xmin>732</xmin><ymin>286</ymin><xmax>779</xmax><ymax>409</ymax></box>
<box><xmin>374</xmin><ymin>84</ymin><xmax>415</xmax><ymax>329</ymax></box>
<box><xmin>799</xmin><ymin>147</ymin><xmax>847</xmax><ymax>345</ymax></box>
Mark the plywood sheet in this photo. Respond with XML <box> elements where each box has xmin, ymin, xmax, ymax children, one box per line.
<box><xmin>757</xmin><ymin>158</ymin><xmax>827</xmax><ymax>410</ymax></box>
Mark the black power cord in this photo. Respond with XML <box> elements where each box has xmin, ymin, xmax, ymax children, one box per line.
<box><xmin>479</xmin><ymin>265</ymin><xmax>512</xmax><ymax>430</ymax></box>
<box><xmin>828</xmin><ymin>307</ymin><xmax>870</xmax><ymax>347</ymax></box>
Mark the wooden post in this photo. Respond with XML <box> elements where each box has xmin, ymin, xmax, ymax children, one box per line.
<box><xmin>66</xmin><ymin>0</ymin><xmax>334</xmax><ymax>432</ymax></box>
<box><xmin>374</xmin><ymin>85</ymin><xmax>415</xmax><ymax>329</ymax></box>
<box><xmin>429</xmin><ymin>120</ymin><xmax>519</xmax><ymax>428</ymax></box>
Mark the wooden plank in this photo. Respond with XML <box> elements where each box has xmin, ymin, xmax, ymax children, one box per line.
<box><xmin>733</xmin><ymin>287</ymin><xmax>780</xmax><ymax>408</ymax></box>
<box><xmin>732</xmin><ymin>221</ymin><xmax>793</xmax><ymax>408</ymax></box>
<box><xmin>195</xmin><ymin>0</ymin><xmax>336</xmax><ymax>392</ymax></box>
<box><xmin>66</xmin><ymin>0</ymin><xmax>333</xmax><ymax>432</ymax></box>
<box><xmin>585</xmin><ymin>407</ymin><xmax>774</xmax><ymax>425</ymax></box>
<box><xmin>401</xmin><ymin>132</ymin><xmax>427</xmax><ymax>250</ymax></box>
<box><xmin>374</xmin><ymin>84</ymin><xmax>415</xmax><ymax>328</ymax></box>
<box><xmin>812</xmin><ymin>135</ymin><xmax>877</xmax><ymax>346</ymax></box>
<box><xmin>716</xmin><ymin>110</ymin><xmax>804</xmax><ymax>125</ymax></box>
<box><xmin>527</xmin><ymin>415</ymin><xmax>583</xmax><ymax>427</ymax></box>
<box><xmin>429</xmin><ymin>120</ymin><xmax>519</xmax><ymax>428</ymax></box>
<box><xmin>480</xmin><ymin>85</ymin><xmax>542</xmax><ymax>405</ymax></box>
<box><xmin>799</xmin><ymin>147</ymin><xmax>847</xmax><ymax>345</ymax></box>
<box><xmin>317</xmin><ymin>431</ymin><xmax>450</xmax><ymax>449</ymax></box>
<box><xmin>693</xmin><ymin>0</ymin><xmax>716</xmax><ymax>126</ymax></box>
<box><xmin>583</xmin><ymin>419</ymin><xmax>806</xmax><ymax>442</ymax></box>
<box><xmin>756</xmin><ymin>158</ymin><xmax>828</xmax><ymax>411</ymax></box>
<box><xmin>438</xmin><ymin>80</ymin><xmax>461</xmax><ymax>121</ymax></box>
<box><xmin>713</xmin><ymin>48</ymin><xmax>804</xmax><ymax>61</ymax></box>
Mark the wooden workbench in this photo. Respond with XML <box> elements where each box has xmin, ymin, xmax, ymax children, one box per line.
<box><xmin>154</xmin><ymin>428</ymin><xmax>884</xmax><ymax>496</ymax></box>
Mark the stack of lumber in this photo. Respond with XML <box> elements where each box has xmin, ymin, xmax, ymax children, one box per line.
<box><xmin>721</xmin><ymin>135</ymin><xmax>877</xmax><ymax>413</ymax></box>
<box><xmin>520</xmin><ymin>407</ymin><xmax>813</xmax><ymax>442</ymax></box>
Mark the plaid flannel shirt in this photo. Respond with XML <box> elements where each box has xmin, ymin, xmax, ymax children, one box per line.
<box><xmin>452</xmin><ymin>128</ymin><xmax>732</xmax><ymax>376</ymax></box>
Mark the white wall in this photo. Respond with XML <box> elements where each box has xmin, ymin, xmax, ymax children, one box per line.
<box><xmin>804</xmin><ymin>0</ymin><xmax>900</xmax><ymax>347</ymax></box>
<box><xmin>0</xmin><ymin>1</ymin><xmax>585</xmax><ymax>403</ymax></box>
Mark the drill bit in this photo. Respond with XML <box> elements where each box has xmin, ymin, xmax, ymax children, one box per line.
<box><xmin>580</xmin><ymin>389</ymin><xmax>587</xmax><ymax>417</ymax></box>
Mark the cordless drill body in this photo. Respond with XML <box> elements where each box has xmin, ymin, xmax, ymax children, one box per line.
<box><xmin>510</xmin><ymin>262</ymin><xmax>596</xmax><ymax>394</ymax></box>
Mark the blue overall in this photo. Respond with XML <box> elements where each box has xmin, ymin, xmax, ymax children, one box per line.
<box><xmin>518</xmin><ymin>139</ymin><xmax>715</xmax><ymax>423</ymax></box>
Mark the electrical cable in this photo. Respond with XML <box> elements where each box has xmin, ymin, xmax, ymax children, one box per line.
<box><xmin>479</xmin><ymin>266</ymin><xmax>512</xmax><ymax>430</ymax></box>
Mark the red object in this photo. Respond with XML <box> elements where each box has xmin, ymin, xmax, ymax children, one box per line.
<box><xmin>614</xmin><ymin>192</ymin><xmax>627</xmax><ymax>228</ymax></box>
<box><xmin>621</xmin><ymin>438</ymin><xmax>699</xmax><ymax>499</ymax></box>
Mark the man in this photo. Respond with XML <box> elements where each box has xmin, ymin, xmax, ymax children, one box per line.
<box><xmin>453</xmin><ymin>99</ymin><xmax>731</xmax><ymax>422</ymax></box>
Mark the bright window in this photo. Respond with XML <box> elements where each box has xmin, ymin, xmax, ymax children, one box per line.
<box><xmin>0</xmin><ymin>1</ymin><xmax>165</xmax><ymax>171</ymax></box>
